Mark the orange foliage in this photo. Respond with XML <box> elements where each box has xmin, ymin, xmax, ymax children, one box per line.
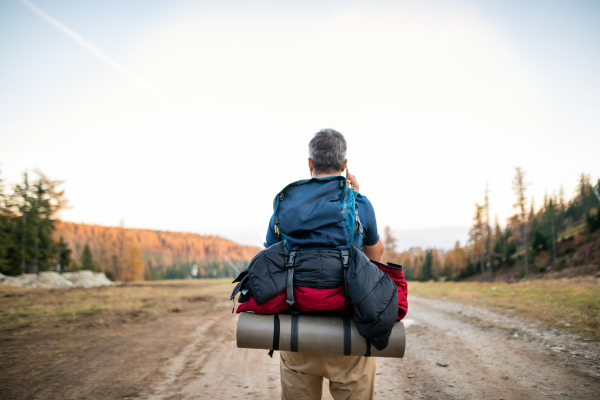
<box><xmin>55</xmin><ymin>221</ymin><xmax>260</xmax><ymax>281</ymax></box>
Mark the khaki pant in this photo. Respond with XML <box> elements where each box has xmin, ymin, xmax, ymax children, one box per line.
<box><xmin>280</xmin><ymin>351</ymin><xmax>376</xmax><ymax>400</ymax></box>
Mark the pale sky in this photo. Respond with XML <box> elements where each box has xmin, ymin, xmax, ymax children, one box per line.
<box><xmin>1</xmin><ymin>0</ymin><xmax>599</xmax><ymax>250</ymax></box>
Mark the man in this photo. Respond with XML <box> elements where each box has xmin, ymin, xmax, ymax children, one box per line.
<box><xmin>264</xmin><ymin>128</ymin><xmax>384</xmax><ymax>400</ymax></box>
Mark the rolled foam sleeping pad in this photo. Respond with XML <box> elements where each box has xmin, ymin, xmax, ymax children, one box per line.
<box><xmin>236</xmin><ymin>312</ymin><xmax>405</xmax><ymax>358</ymax></box>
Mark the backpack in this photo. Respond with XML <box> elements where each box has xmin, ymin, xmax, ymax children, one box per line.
<box><xmin>272</xmin><ymin>176</ymin><xmax>364</xmax><ymax>251</ymax></box>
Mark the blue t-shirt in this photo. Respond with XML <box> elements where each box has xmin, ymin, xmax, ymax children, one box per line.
<box><xmin>265</xmin><ymin>193</ymin><xmax>380</xmax><ymax>248</ymax></box>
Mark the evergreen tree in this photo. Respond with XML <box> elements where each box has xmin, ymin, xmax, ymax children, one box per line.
<box><xmin>0</xmin><ymin>169</ymin><xmax>16</xmax><ymax>274</ymax></box>
<box><xmin>56</xmin><ymin>237</ymin><xmax>72</xmax><ymax>272</ymax></box>
<box><xmin>422</xmin><ymin>249</ymin><xmax>433</xmax><ymax>281</ymax></box>
<box><xmin>80</xmin><ymin>243</ymin><xmax>97</xmax><ymax>271</ymax></box>
<box><xmin>587</xmin><ymin>204</ymin><xmax>600</xmax><ymax>233</ymax></box>
<box><xmin>544</xmin><ymin>197</ymin><xmax>557</xmax><ymax>263</ymax></box>
<box><xmin>512</xmin><ymin>167</ymin><xmax>529</xmax><ymax>277</ymax></box>
<box><xmin>492</xmin><ymin>215</ymin><xmax>504</xmax><ymax>271</ymax></box>
<box><xmin>469</xmin><ymin>203</ymin><xmax>485</xmax><ymax>280</ymax></box>
<box><xmin>12</xmin><ymin>171</ymin><xmax>67</xmax><ymax>274</ymax></box>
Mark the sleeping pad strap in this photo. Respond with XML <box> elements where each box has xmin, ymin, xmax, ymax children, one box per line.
<box><xmin>343</xmin><ymin>316</ymin><xmax>351</xmax><ymax>356</ymax></box>
<box><xmin>268</xmin><ymin>314</ymin><xmax>280</xmax><ymax>358</ymax></box>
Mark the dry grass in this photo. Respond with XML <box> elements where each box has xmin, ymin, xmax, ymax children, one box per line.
<box><xmin>0</xmin><ymin>280</ymin><xmax>236</xmax><ymax>399</ymax></box>
<box><xmin>409</xmin><ymin>278</ymin><xmax>600</xmax><ymax>340</ymax></box>
<box><xmin>0</xmin><ymin>279</ymin><xmax>233</xmax><ymax>335</ymax></box>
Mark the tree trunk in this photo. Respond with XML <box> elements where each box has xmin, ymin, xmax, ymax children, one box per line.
<box><xmin>20</xmin><ymin>212</ymin><xmax>27</xmax><ymax>274</ymax></box>
<box><xmin>480</xmin><ymin>250</ymin><xmax>484</xmax><ymax>281</ymax></box>
<box><xmin>31</xmin><ymin>242</ymin><xmax>39</xmax><ymax>274</ymax></box>
<box><xmin>551</xmin><ymin>221</ymin><xmax>557</xmax><ymax>264</ymax></box>
<box><xmin>522</xmin><ymin>216</ymin><xmax>529</xmax><ymax>277</ymax></box>
<box><xmin>487</xmin><ymin>226</ymin><xmax>492</xmax><ymax>282</ymax></box>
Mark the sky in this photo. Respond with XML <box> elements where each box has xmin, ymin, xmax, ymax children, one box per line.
<box><xmin>1</xmin><ymin>0</ymin><xmax>599</xmax><ymax>250</ymax></box>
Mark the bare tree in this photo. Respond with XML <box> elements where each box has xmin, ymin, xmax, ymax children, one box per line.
<box><xmin>512</xmin><ymin>167</ymin><xmax>529</xmax><ymax>277</ymax></box>
<box><xmin>383</xmin><ymin>225</ymin><xmax>397</xmax><ymax>263</ymax></box>
<box><xmin>470</xmin><ymin>204</ymin><xmax>485</xmax><ymax>281</ymax></box>
<box><xmin>484</xmin><ymin>183</ymin><xmax>492</xmax><ymax>282</ymax></box>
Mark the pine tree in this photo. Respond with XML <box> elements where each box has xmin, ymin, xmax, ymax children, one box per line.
<box><xmin>80</xmin><ymin>243</ymin><xmax>97</xmax><ymax>271</ymax></box>
<box><xmin>12</xmin><ymin>171</ymin><xmax>67</xmax><ymax>274</ymax></box>
<box><xmin>470</xmin><ymin>203</ymin><xmax>485</xmax><ymax>281</ymax></box>
<box><xmin>422</xmin><ymin>249</ymin><xmax>433</xmax><ymax>281</ymax></box>
<box><xmin>56</xmin><ymin>237</ymin><xmax>72</xmax><ymax>272</ymax></box>
<box><xmin>0</xmin><ymin>168</ymin><xmax>16</xmax><ymax>274</ymax></box>
<box><xmin>512</xmin><ymin>167</ymin><xmax>529</xmax><ymax>277</ymax></box>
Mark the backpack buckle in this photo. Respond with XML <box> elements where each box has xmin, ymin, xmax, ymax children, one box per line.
<box><xmin>340</xmin><ymin>250</ymin><xmax>349</xmax><ymax>267</ymax></box>
<box><xmin>286</xmin><ymin>251</ymin><xmax>296</xmax><ymax>267</ymax></box>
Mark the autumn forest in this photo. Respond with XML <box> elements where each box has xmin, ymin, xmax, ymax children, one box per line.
<box><xmin>1</xmin><ymin>168</ymin><xmax>598</xmax><ymax>282</ymax></box>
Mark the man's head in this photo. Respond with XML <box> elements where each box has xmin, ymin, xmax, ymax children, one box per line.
<box><xmin>308</xmin><ymin>128</ymin><xmax>348</xmax><ymax>177</ymax></box>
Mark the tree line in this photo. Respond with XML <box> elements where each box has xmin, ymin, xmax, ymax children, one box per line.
<box><xmin>0</xmin><ymin>168</ymin><xmax>259</xmax><ymax>281</ymax></box>
<box><xmin>0</xmin><ymin>169</ymin><xmax>69</xmax><ymax>276</ymax></box>
<box><xmin>57</xmin><ymin>221</ymin><xmax>258</xmax><ymax>280</ymax></box>
<box><xmin>0</xmin><ymin>169</ymin><xmax>145</xmax><ymax>281</ymax></box>
<box><xmin>384</xmin><ymin>170</ymin><xmax>600</xmax><ymax>281</ymax></box>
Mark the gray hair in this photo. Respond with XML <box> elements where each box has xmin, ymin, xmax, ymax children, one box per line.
<box><xmin>308</xmin><ymin>128</ymin><xmax>347</xmax><ymax>175</ymax></box>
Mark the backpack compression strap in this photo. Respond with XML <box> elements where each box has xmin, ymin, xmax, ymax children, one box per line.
<box><xmin>341</xmin><ymin>249</ymin><xmax>351</xmax><ymax>306</ymax></box>
<box><xmin>285</xmin><ymin>251</ymin><xmax>296</xmax><ymax>306</ymax></box>
<box><xmin>354</xmin><ymin>203</ymin><xmax>364</xmax><ymax>250</ymax></box>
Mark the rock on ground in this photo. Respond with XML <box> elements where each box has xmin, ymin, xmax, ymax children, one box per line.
<box><xmin>0</xmin><ymin>271</ymin><xmax>112</xmax><ymax>289</ymax></box>
<box><xmin>62</xmin><ymin>271</ymin><xmax>113</xmax><ymax>287</ymax></box>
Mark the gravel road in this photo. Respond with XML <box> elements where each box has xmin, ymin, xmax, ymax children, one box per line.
<box><xmin>4</xmin><ymin>291</ymin><xmax>598</xmax><ymax>399</ymax></box>
<box><xmin>143</xmin><ymin>296</ymin><xmax>600</xmax><ymax>399</ymax></box>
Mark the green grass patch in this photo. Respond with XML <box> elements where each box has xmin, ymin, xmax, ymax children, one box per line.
<box><xmin>557</xmin><ymin>219</ymin><xmax>586</xmax><ymax>241</ymax></box>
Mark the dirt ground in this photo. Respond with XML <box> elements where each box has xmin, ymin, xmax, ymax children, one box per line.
<box><xmin>1</xmin><ymin>282</ymin><xmax>599</xmax><ymax>399</ymax></box>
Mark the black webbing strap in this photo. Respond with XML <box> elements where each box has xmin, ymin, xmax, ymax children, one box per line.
<box><xmin>285</xmin><ymin>251</ymin><xmax>296</xmax><ymax>306</ymax></box>
<box><xmin>364</xmin><ymin>341</ymin><xmax>372</xmax><ymax>357</ymax></box>
<box><xmin>268</xmin><ymin>314</ymin><xmax>280</xmax><ymax>358</ymax></box>
<box><xmin>343</xmin><ymin>316</ymin><xmax>351</xmax><ymax>356</ymax></box>
<box><xmin>290</xmin><ymin>312</ymin><xmax>299</xmax><ymax>352</ymax></box>
<box><xmin>341</xmin><ymin>250</ymin><xmax>350</xmax><ymax>306</ymax></box>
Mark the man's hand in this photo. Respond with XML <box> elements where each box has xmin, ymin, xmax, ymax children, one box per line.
<box><xmin>347</xmin><ymin>172</ymin><xmax>359</xmax><ymax>192</ymax></box>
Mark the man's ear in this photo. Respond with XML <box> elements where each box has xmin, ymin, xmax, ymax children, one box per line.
<box><xmin>308</xmin><ymin>158</ymin><xmax>314</xmax><ymax>174</ymax></box>
<box><xmin>340</xmin><ymin>159</ymin><xmax>348</xmax><ymax>173</ymax></box>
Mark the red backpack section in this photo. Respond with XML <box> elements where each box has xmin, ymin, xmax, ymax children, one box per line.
<box><xmin>370</xmin><ymin>261</ymin><xmax>408</xmax><ymax>321</ymax></box>
<box><xmin>236</xmin><ymin>261</ymin><xmax>408</xmax><ymax>320</ymax></box>
<box><xmin>236</xmin><ymin>286</ymin><xmax>346</xmax><ymax>314</ymax></box>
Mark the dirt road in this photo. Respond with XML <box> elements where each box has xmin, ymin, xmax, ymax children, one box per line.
<box><xmin>2</xmin><ymin>286</ymin><xmax>599</xmax><ymax>399</ymax></box>
<box><xmin>140</xmin><ymin>296</ymin><xmax>600</xmax><ymax>400</ymax></box>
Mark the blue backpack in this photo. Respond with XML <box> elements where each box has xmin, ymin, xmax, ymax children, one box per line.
<box><xmin>272</xmin><ymin>176</ymin><xmax>364</xmax><ymax>251</ymax></box>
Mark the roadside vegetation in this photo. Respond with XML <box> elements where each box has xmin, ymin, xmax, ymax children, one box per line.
<box><xmin>383</xmin><ymin>170</ymin><xmax>600</xmax><ymax>283</ymax></box>
<box><xmin>0</xmin><ymin>168</ymin><xmax>257</xmax><ymax>282</ymax></box>
<box><xmin>410</xmin><ymin>279</ymin><xmax>600</xmax><ymax>340</ymax></box>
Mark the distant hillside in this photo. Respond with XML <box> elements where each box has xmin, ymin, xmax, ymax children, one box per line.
<box><xmin>56</xmin><ymin>221</ymin><xmax>261</xmax><ymax>279</ymax></box>
<box><xmin>383</xmin><ymin>173</ymin><xmax>600</xmax><ymax>282</ymax></box>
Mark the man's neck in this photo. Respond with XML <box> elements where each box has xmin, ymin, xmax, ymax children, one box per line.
<box><xmin>311</xmin><ymin>172</ymin><xmax>341</xmax><ymax>179</ymax></box>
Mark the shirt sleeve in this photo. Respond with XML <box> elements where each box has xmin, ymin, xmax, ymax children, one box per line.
<box><xmin>358</xmin><ymin>195</ymin><xmax>380</xmax><ymax>246</ymax></box>
<box><xmin>264</xmin><ymin>214</ymin><xmax>280</xmax><ymax>248</ymax></box>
